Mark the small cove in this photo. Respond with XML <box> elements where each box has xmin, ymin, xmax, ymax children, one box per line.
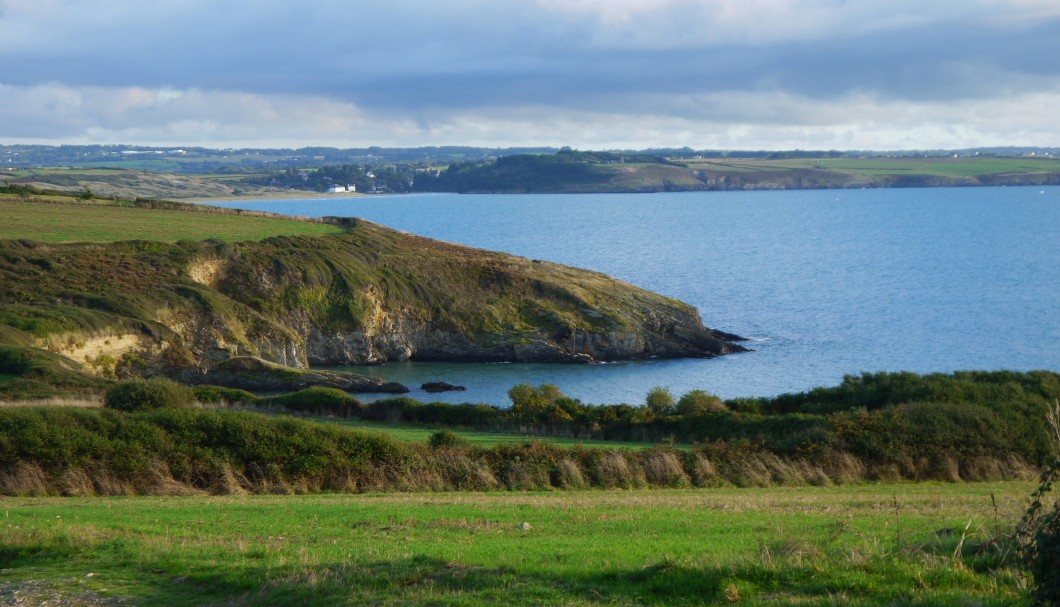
<box><xmin>212</xmin><ymin>186</ymin><xmax>1060</xmax><ymax>405</ymax></box>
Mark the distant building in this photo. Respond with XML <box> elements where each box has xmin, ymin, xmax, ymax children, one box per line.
<box><xmin>326</xmin><ymin>184</ymin><xmax>356</xmax><ymax>193</ymax></box>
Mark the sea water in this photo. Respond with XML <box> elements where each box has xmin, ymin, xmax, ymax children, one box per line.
<box><xmin>211</xmin><ymin>186</ymin><xmax>1060</xmax><ymax>405</ymax></box>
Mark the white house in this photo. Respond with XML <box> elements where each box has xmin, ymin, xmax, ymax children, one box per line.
<box><xmin>326</xmin><ymin>184</ymin><xmax>356</xmax><ymax>193</ymax></box>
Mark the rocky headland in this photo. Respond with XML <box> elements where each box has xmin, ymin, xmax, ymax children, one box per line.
<box><xmin>0</xmin><ymin>217</ymin><xmax>745</xmax><ymax>392</ymax></box>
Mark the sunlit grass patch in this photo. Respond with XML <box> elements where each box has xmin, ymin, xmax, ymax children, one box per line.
<box><xmin>0</xmin><ymin>483</ymin><xmax>1035</xmax><ymax>606</ymax></box>
<box><xmin>0</xmin><ymin>199</ymin><xmax>344</xmax><ymax>243</ymax></box>
<box><xmin>327</xmin><ymin>418</ymin><xmax>680</xmax><ymax>449</ymax></box>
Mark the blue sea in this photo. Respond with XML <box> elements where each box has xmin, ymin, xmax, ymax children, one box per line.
<box><xmin>211</xmin><ymin>187</ymin><xmax>1060</xmax><ymax>405</ymax></box>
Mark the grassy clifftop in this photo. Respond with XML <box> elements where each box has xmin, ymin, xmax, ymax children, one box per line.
<box><xmin>416</xmin><ymin>151</ymin><xmax>1060</xmax><ymax>193</ymax></box>
<box><xmin>0</xmin><ymin>199</ymin><xmax>743</xmax><ymax>394</ymax></box>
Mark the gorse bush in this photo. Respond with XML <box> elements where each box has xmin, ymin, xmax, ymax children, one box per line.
<box><xmin>193</xmin><ymin>385</ymin><xmax>258</xmax><ymax>405</ymax></box>
<box><xmin>0</xmin><ymin>407</ymin><xmax>414</xmax><ymax>495</ymax></box>
<box><xmin>3</xmin><ymin>370</ymin><xmax>1056</xmax><ymax>496</ymax></box>
<box><xmin>428</xmin><ymin>430</ymin><xmax>469</xmax><ymax>450</ymax></box>
<box><xmin>104</xmin><ymin>378</ymin><xmax>196</xmax><ymax>412</ymax></box>
<box><xmin>677</xmin><ymin>390</ymin><xmax>726</xmax><ymax>416</ymax></box>
<box><xmin>646</xmin><ymin>387</ymin><xmax>677</xmax><ymax>416</ymax></box>
<box><xmin>322</xmin><ymin>372</ymin><xmax>1059</xmax><ymax>473</ymax></box>
<box><xmin>260</xmin><ymin>386</ymin><xmax>360</xmax><ymax>417</ymax></box>
<box><xmin>0</xmin><ymin>405</ymin><xmax>1045</xmax><ymax>497</ymax></box>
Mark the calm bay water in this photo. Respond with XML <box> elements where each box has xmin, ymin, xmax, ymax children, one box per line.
<box><xmin>211</xmin><ymin>187</ymin><xmax>1060</xmax><ymax>405</ymax></box>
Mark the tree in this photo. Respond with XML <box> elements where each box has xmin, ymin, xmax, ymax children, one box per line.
<box><xmin>677</xmin><ymin>390</ymin><xmax>727</xmax><ymax>416</ymax></box>
<box><xmin>645</xmin><ymin>386</ymin><xmax>676</xmax><ymax>416</ymax></box>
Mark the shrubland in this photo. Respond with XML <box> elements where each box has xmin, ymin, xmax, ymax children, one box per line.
<box><xmin>2</xmin><ymin>370</ymin><xmax>1058</xmax><ymax>496</ymax></box>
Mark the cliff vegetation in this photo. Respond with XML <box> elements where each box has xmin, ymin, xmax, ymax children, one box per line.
<box><xmin>0</xmin><ymin>198</ymin><xmax>744</xmax><ymax>397</ymax></box>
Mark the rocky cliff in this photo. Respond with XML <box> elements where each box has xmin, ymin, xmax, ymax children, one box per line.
<box><xmin>0</xmin><ymin>219</ymin><xmax>745</xmax><ymax>381</ymax></box>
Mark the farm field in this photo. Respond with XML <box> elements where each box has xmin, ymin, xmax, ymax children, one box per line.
<box><xmin>682</xmin><ymin>156</ymin><xmax>1060</xmax><ymax>178</ymax></box>
<box><xmin>0</xmin><ymin>199</ymin><xmax>344</xmax><ymax>243</ymax></box>
<box><xmin>0</xmin><ymin>483</ymin><xmax>1034</xmax><ymax>606</ymax></box>
<box><xmin>1</xmin><ymin>167</ymin><xmax>303</xmax><ymax>200</ymax></box>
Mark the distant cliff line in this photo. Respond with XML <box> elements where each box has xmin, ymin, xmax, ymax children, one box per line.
<box><xmin>413</xmin><ymin>150</ymin><xmax>1060</xmax><ymax>194</ymax></box>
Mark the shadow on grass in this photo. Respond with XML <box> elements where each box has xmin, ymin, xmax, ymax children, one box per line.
<box><xmin>1</xmin><ymin>551</ymin><xmax>1017</xmax><ymax>607</ymax></box>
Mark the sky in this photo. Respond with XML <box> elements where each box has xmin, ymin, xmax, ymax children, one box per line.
<box><xmin>1</xmin><ymin>0</ymin><xmax>1058</xmax><ymax>150</ymax></box>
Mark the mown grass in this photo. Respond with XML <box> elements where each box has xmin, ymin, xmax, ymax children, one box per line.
<box><xmin>0</xmin><ymin>483</ymin><xmax>1034</xmax><ymax>606</ymax></box>
<box><xmin>0</xmin><ymin>199</ymin><xmax>344</xmax><ymax>243</ymax></box>
<box><xmin>328</xmin><ymin>418</ymin><xmax>683</xmax><ymax>449</ymax></box>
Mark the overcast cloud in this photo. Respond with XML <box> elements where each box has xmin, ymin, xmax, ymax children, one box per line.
<box><xmin>0</xmin><ymin>0</ymin><xmax>1057</xmax><ymax>149</ymax></box>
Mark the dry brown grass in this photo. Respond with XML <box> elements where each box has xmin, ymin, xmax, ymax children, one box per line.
<box><xmin>0</xmin><ymin>397</ymin><xmax>101</xmax><ymax>408</ymax></box>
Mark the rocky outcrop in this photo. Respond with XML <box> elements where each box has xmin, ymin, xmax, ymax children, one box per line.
<box><xmin>175</xmin><ymin>356</ymin><xmax>409</xmax><ymax>393</ymax></box>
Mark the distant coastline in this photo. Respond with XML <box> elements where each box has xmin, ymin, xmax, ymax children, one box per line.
<box><xmin>411</xmin><ymin>150</ymin><xmax>1060</xmax><ymax>195</ymax></box>
<box><xmin>4</xmin><ymin>145</ymin><xmax>1059</xmax><ymax>200</ymax></box>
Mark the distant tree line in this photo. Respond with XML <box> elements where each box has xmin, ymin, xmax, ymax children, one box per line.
<box><xmin>413</xmin><ymin>149</ymin><xmax>685</xmax><ymax>193</ymax></box>
<box><xmin>242</xmin><ymin>164</ymin><xmax>419</xmax><ymax>193</ymax></box>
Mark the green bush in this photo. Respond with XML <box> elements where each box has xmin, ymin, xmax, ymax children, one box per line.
<box><xmin>0</xmin><ymin>406</ymin><xmax>416</xmax><ymax>494</ymax></box>
<box><xmin>677</xmin><ymin>390</ymin><xmax>727</xmax><ymax>416</ymax></box>
<box><xmin>1019</xmin><ymin>458</ymin><xmax>1060</xmax><ymax>606</ymax></box>
<box><xmin>645</xmin><ymin>386</ymin><xmax>676</xmax><ymax>416</ymax></box>
<box><xmin>193</xmin><ymin>385</ymin><xmax>258</xmax><ymax>405</ymax></box>
<box><xmin>104</xmin><ymin>378</ymin><xmax>196</xmax><ymax>412</ymax></box>
<box><xmin>428</xmin><ymin>430</ymin><xmax>469</xmax><ymax>450</ymax></box>
<box><xmin>261</xmin><ymin>386</ymin><xmax>360</xmax><ymax>417</ymax></box>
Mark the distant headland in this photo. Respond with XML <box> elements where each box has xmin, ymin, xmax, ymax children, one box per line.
<box><xmin>2</xmin><ymin>144</ymin><xmax>1058</xmax><ymax>199</ymax></box>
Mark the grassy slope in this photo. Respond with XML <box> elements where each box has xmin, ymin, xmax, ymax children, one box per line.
<box><xmin>0</xmin><ymin>198</ymin><xmax>343</xmax><ymax>243</ymax></box>
<box><xmin>685</xmin><ymin>156</ymin><xmax>1060</xmax><ymax>179</ymax></box>
<box><xmin>0</xmin><ymin>197</ymin><xmax>734</xmax><ymax>398</ymax></box>
<box><xmin>426</xmin><ymin>154</ymin><xmax>1060</xmax><ymax>193</ymax></box>
<box><xmin>0</xmin><ymin>216</ymin><xmax>695</xmax><ymax>345</ymax></box>
<box><xmin>4</xmin><ymin>167</ymin><xmax>297</xmax><ymax>200</ymax></box>
<box><xmin>0</xmin><ymin>483</ymin><xmax>1033</xmax><ymax>606</ymax></box>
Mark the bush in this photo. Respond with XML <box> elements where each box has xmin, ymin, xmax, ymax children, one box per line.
<box><xmin>1019</xmin><ymin>458</ymin><xmax>1060</xmax><ymax>606</ymax></box>
<box><xmin>104</xmin><ymin>378</ymin><xmax>196</xmax><ymax>412</ymax></box>
<box><xmin>1019</xmin><ymin>400</ymin><xmax>1060</xmax><ymax>605</ymax></box>
<box><xmin>677</xmin><ymin>390</ymin><xmax>727</xmax><ymax>416</ymax></box>
<box><xmin>428</xmin><ymin>430</ymin><xmax>469</xmax><ymax>450</ymax></box>
<box><xmin>262</xmin><ymin>386</ymin><xmax>360</xmax><ymax>417</ymax></box>
<box><xmin>646</xmin><ymin>386</ymin><xmax>676</xmax><ymax>416</ymax></box>
<box><xmin>193</xmin><ymin>385</ymin><xmax>258</xmax><ymax>405</ymax></box>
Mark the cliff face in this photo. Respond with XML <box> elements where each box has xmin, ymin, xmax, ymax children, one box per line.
<box><xmin>0</xmin><ymin>220</ymin><xmax>745</xmax><ymax>377</ymax></box>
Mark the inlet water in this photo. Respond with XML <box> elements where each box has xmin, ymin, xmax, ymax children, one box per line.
<box><xmin>211</xmin><ymin>187</ymin><xmax>1060</xmax><ymax>405</ymax></box>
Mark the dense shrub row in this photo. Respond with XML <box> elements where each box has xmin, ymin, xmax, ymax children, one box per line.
<box><xmin>3</xmin><ymin>370</ymin><xmax>1055</xmax><ymax>495</ymax></box>
<box><xmin>0</xmin><ymin>404</ymin><xmax>1037</xmax><ymax>497</ymax></box>
<box><xmin>314</xmin><ymin>372</ymin><xmax>1058</xmax><ymax>469</ymax></box>
<box><xmin>0</xmin><ymin>407</ymin><xmax>415</xmax><ymax>495</ymax></box>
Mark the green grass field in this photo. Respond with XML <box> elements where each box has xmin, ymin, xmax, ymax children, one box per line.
<box><xmin>0</xmin><ymin>483</ymin><xmax>1034</xmax><ymax>606</ymax></box>
<box><xmin>0</xmin><ymin>199</ymin><xmax>344</xmax><ymax>243</ymax></box>
<box><xmin>685</xmin><ymin>156</ymin><xmax>1060</xmax><ymax>178</ymax></box>
<box><xmin>328</xmin><ymin>418</ymin><xmax>685</xmax><ymax>449</ymax></box>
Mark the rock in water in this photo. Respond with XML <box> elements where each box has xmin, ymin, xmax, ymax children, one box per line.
<box><xmin>421</xmin><ymin>381</ymin><xmax>467</xmax><ymax>393</ymax></box>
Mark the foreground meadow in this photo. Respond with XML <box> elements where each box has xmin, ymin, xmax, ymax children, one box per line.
<box><xmin>0</xmin><ymin>482</ymin><xmax>1035</xmax><ymax>606</ymax></box>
